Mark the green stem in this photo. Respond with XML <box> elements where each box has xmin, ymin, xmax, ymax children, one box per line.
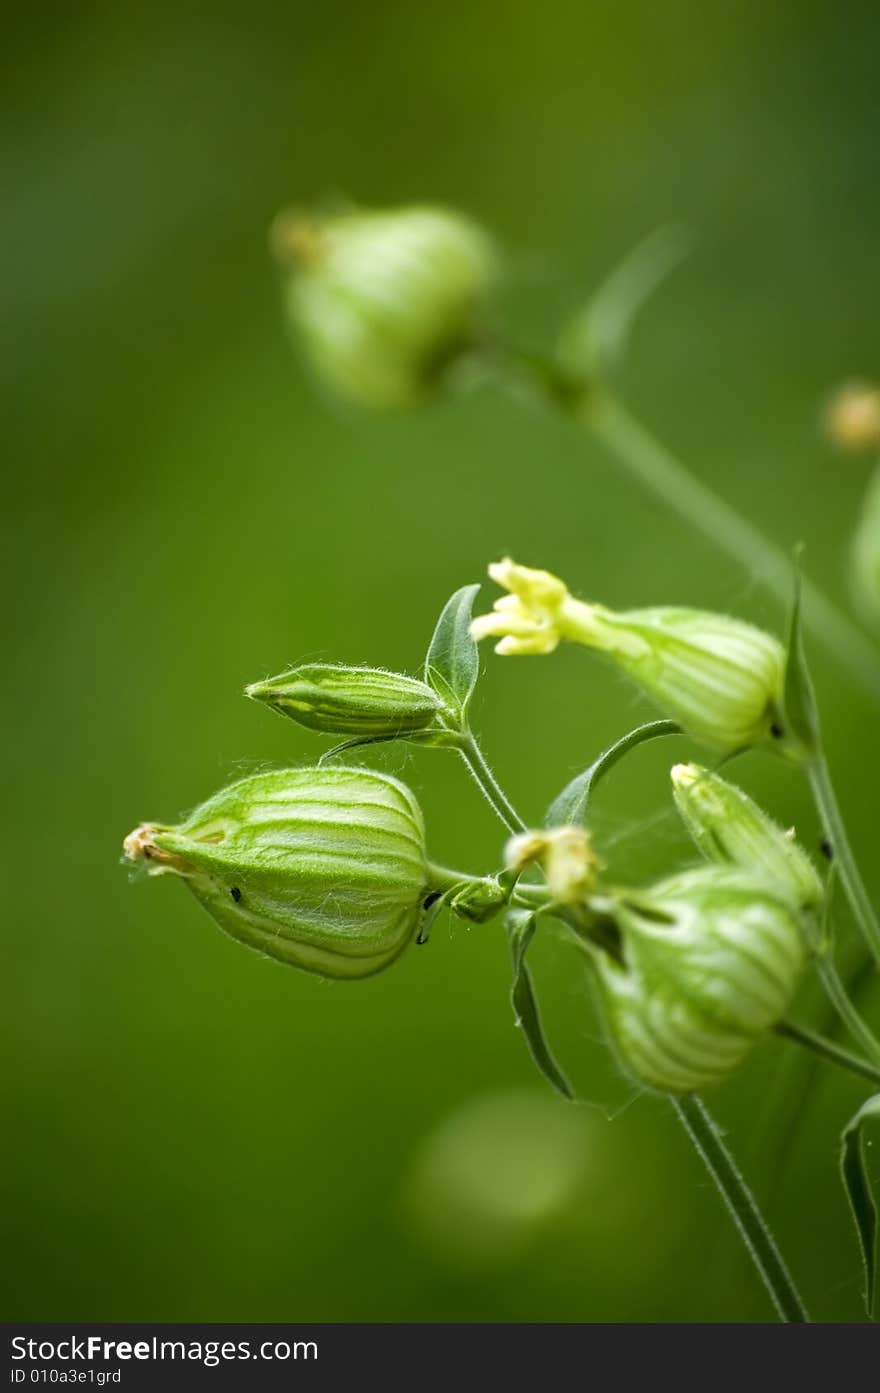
<box><xmin>457</xmin><ymin>730</ymin><xmax>528</xmax><ymax>834</ymax></box>
<box><xmin>425</xmin><ymin>864</ymin><xmax>484</xmax><ymax>894</ymax></box>
<box><xmin>807</xmin><ymin>751</ymin><xmax>880</xmax><ymax>967</ymax></box>
<box><xmin>586</xmin><ymin>395</ymin><xmax>880</xmax><ymax>700</ymax></box>
<box><xmin>425</xmin><ymin>863</ymin><xmax>552</xmax><ymax>912</ymax></box>
<box><xmin>774</xmin><ymin>1019</ymin><xmax>880</xmax><ymax>1087</ymax></box>
<box><xmin>671</xmin><ymin>1094</ymin><xmax>810</xmax><ymax>1323</ymax></box>
<box><xmin>814</xmin><ymin>952</ymin><xmax>880</xmax><ymax>1070</ymax></box>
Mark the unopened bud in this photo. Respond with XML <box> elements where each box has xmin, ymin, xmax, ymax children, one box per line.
<box><xmin>583</xmin><ymin>866</ymin><xmax>808</xmax><ymax>1093</ymax></box>
<box><xmin>472</xmin><ymin>559</ymin><xmax>786</xmax><ymax>753</ymax></box>
<box><xmin>246</xmin><ymin>664</ymin><xmax>454</xmax><ymax>743</ymax></box>
<box><xmin>274</xmin><ymin>204</ymin><xmax>498</xmax><ymax>411</ymax></box>
<box><xmin>671</xmin><ymin>763</ymin><xmax>823</xmax><ymax>911</ymax></box>
<box><xmin>123</xmin><ymin>767</ymin><xmax>429</xmax><ymax>980</ymax></box>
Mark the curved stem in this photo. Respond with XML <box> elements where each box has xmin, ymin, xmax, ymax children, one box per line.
<box><xmin>585</xmin><ymin>395</ymin><xmax>880</xmax><ymax>700</ymax></box>
<box><xmin>774</xmin><ymin>1019</ymin><xmax>880</xmax><ymax>1087</ymax></box>
<box><xmin>807</xmin><ymin>751</ymin><xmax>880</xmax><ymax>967</ymax></box>
<box><xmin>457</xmin><ymin>730</ymin><xmax>528</xmax><ymax>834</ymax></box>
<box><xmin>671</xmin><ymin>1094</ymin><xmax>810</xmax><ymax>1323</ymax></box>
<box><xmin>425</xmin><ymin>863</ymin><xmax>485</xmax><ymax>894</ymax></box>
<box><xmin>814</xmin><ymin>951</ymin><xmax>880</xmax><ymax>1070</ymax></box>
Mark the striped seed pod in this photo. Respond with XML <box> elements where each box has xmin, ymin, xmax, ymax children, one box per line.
<box><xmin>583</xmin><ymin>866</ymin><xmax>808</xmax><ymax>1094</ymax></box>
<box><xmin>123</xmin><ymin>767</ymin><xmax>429</xmax><ymax>980</ymax></box>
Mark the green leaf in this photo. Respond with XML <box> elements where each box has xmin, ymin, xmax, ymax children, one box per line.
<box><xmin>840</xmin><ymin>1093</ymin><xmax>880</xmax><ymax>1319</ymax></box>
<box><xmin>783</xmin><ymin>555</ymin><xmax>820</xmax><ymax>754</ymax></box>
<box><xmin>816</xmin><ymin>861</ymin><xmax>839</xmax><ymax>955</ymax></box>
<box><xmin>507</xmin><ymin>910</ymin><xmax>574</xmax><ymax>1100</ymax></box>
<box><xmin>547</xmin><ymin>720</ymin><xmax>680</xmax><ymax>827</ymax></box>
<box><xmin>557</xmin><ymin>224</ymin><xmax>694</xmax><ymax>379</ymax></box>
<box><xmin>424</xmin><ymin>583</ymin><xmax>481</xmax><ymax>720</ymax></box>
<box><xmin>318</xmin><ymin>733</ymin><xmax>399</xmax><ymax>763</ymax></box>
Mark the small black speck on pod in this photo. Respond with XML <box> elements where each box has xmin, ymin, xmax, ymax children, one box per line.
<box><xmin>230</xmin><ymin>886</ymin><xmax>242</xmax><ymax>902</ymax></box>
<box><xmin>769</xmin><ymin>722</ymin><xmax>784</xmax><ymax>739</ymax></box>
<box><xmin>820</xmin><ymin>838</ymin><xmax>833</xmax><ymax>861</ymax></box>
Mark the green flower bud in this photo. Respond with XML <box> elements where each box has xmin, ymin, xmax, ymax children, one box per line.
<box><xmin>272</xmin><ymin>204</ymin><xmax>498</xmax><ymax>411</ymax></box>
<box><xmin>123</xmin><ymin>767</ymin><xmax>429</xmax><ymax>980</ymax></box>
<box><xmin>671</xmin><ymin>763</ymin><xmax>824</xmax><ymax>911</ymax></box>
<box><xmin>246</xmin><ymin>664</ymin><xmax>455</xmax><ymax>743</ymax></box>
<box><xmin>583</xmin><ymin>866</ymin><xmax>808</xmax><ymax>1093</ymax></box>
<box><xmin>472</xmin><ymin>559</ymin><xmax>786</xmax><ymax>753</ymax></box>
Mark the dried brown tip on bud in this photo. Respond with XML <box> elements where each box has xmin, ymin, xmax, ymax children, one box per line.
<box><xmin>269</xmin><ymin>209</ymin><xmax>326</xmax><ymax>269</ymax></box>
<box><xmin>122</xmin><ymin>824</ymin><xmax>189</xmax><ymax>872</ymax></box>
<box><xmin>825</xmin><ymin>382</ymin><xmax>880</xmax><ymax>453</ymax></box>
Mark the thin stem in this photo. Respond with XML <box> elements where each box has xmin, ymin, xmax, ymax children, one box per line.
<box><xmin>425</xmin><ymin>863</ymin><xmax>485</xmax><ymax>894</ymax></box>
<box><xmin>509</xmin><ymin>882</ymin><xmax>552</xmax><ymax>909</ymax></box>
<box><xmin>457</xmin><ymin>730</ymin><xmax>528</xmax><ymax>834</ymax></box>
<box><xmin>774</xmin><ymin>1019</ymin><xmax>880</xmax><ymax>1088</ymax></box>
<box><xmin>814</xmin><ymin>951</ymin><xmax>880</xmax><ymax>1070</ymax></box>
<box><xmin>672</xmin><ymin>1094</ymin><xmax>810</xmax><ymax>1323</ymax></box>
<box><xmin>807</xmin><ymin>750</ymin><xmax>880</xmax><ymax>967</ymax></box>
<box><xmin>586</xmin><ymin>395</ymin><xmax>880</xmax><ymax>700</ymax></box>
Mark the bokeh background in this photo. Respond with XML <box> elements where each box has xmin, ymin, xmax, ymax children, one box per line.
<box><xmin>4</xmin><ymin>0</ymin><xmax>880</xmax><ymax>1322</ymax></box>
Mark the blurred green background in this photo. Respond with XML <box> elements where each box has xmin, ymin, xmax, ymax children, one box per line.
<box><xmin>4</xmin><ymin>0</ymin><xmax>880</xmax><ymax>1323</ymax></box>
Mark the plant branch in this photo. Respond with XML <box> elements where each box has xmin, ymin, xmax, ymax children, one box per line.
<box><xmin>672</xmin><ymin>1094</ymin><xmax>810</xmax><ymax>1323</ymax></box>
<box><xmin>806</xmin><ymin>751</ymin><xmax>880</xmax><ymax>967</ymax></box>
<box><xmin>774</xmin><ymin>1019</ymin><xmax>880</xmax><ymax>1087</ymax></box>
<box><xmin>813</xmin><ymin>951</ymin><xmax>880</xmax><ymax>1070</ymax></box>
<box><xmin>457</xmin><ymin>730</ymin><xmax>528</xmax><ymax>834</ymax></box>
<box><xmin>582</xmin><ymin>395</ymin><xmax>880</xmax><ymax>700</ymax></box>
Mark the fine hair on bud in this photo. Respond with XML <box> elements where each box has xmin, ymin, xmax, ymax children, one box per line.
<box><xmin>123</xmin><ymin>767</ymin><xmax>430</xmax><ymax>980</ymax></box>
<box><xmin>671</xmin><ymin>762</ymin><xmax>824</xmax><ymax>912</ymax></box>
<box><xmin>580</xmin><ymin>866</ymin><xmax>809</xmax><ymax>1094</ymax></box>
<box><xmin>245</xmin><ymin>663</ymin><xmax>452</xmax><ymax>741</ymax></box>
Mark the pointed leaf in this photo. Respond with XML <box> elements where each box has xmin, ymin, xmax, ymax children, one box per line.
<box><xmin>547</xmin><ymin>720</ymin><xmax>680</xmax><ymax>827</ymax></box>
<box><xmin>841</xmin><ymin>1093</ymin><xmax>880</xmax><ymax>1318</ymax></box>
<box><xmin>783</xmin><ymin>557</ymin><xmax>820</xmax><ymax>754</ymax></box>
<box><xmin>507</xmin><ymin>911</ymin><xmax>574</xmax><ymax>1100</ymax></box>
<box><xmin>318</xmin><ymin>733</ymin><xmax>399</xmax><ymax>764</ymax></box>
<box><xmin>558</xmin><ymin>224</ymin><xmax>694</xmax><ymax>378</ymax></box>
<box><xmin>816</xmin><ymin>861</ymin><xmax>839</xmax><ymax>955</ymax></box>
<box><xmin>424</xmin><ymin>584</ymin><xmax>481</xmax><ymax>719</ymax></box>
<box><xmin>417</xmin><ymin>888</ymin><xmax>452</xmax><ymax>946</ymax></box>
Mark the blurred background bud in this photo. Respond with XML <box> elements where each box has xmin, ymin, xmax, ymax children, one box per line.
<box><xmin>273</xmin><ymin>204</ymin><xmax>498</xmax><ymax>411</ymax></box>
<box><xmin>402</xmin><ymin>1089</ymin><xmax>595</xmax><ymax>1269</ymax></box>
<box><xmin>825</xmin><ymin>381</ymin><xmax>880</xmax><ymax>453</ymax></box>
